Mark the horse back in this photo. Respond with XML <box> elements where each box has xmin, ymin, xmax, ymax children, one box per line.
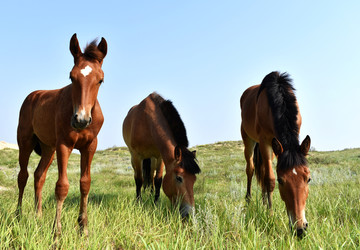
<box><xmin>18</xmin><ymin>88</ymin><xmax>63</xmax><ymax>147</ymax></box>
<box><xmin>123</xmin><ymin>94</ymin><xmax>170</xmax><ymax>159</ymax></box>
<box><xmin>240</xmin><ymin>84</ymin><xmax>275</xmax><ymax>142</ymax></box>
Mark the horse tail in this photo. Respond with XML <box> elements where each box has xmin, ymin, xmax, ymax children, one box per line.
<box><xmin>33</xmin><ymin>135</ymin><xmax>42</xmax><ymax>156</ymax></box>
<box><xmin>253</xmin><ymin>143</ymin><xmax>263</xmax><ymax>186</ymax></box>
<box><xmin>142</xmin><ymin>158</ymin><xmax>152</xmax><ymax>189</ymax></box>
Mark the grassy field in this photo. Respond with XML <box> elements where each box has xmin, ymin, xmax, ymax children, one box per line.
<box><xmin>0</xmin><ymin>141</ymin><xmax>359</xmax><ymax>249</ymax></box>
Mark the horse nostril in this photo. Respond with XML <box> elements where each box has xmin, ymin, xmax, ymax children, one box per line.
<box><xmin>296</xmin><ymin>228</ymin><xmax>305</xmax><ymax>238</ymax></box>
<box><xmin>304</xmin><ymin>222</ymin><xmax>309</xmax><ymax>229</ymax></box>
<box><xmin>179</xmin><ymin>204</ymin><xmax>193</xmax><ymax>220</ymax></box>
<box><xmin>180</xmin><ymin>207</ymin><xmax>189</xmax><ymax>219</ymax></box>
<box><xmin>88</xmin><ymin>117</ymin><xmax>92</xmax><ymax>124</ymax></box>
<box><xmin>74</xmin><ymin>114</ymin><xmax>78</xmax><ymax>121</ymax></box>
<box><xmin>181</xmin><ymin>211</ymin><xmax>189</xmax><ymax>219</ymax></box>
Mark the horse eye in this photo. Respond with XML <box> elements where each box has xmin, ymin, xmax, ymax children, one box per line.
<box><xmin>98</xmin><ymin>79</ymin><xmax>103</xmax><ymax>84</ymax></box>
<box><xmin>176</xmin><ymin>176</ymin><xmax>183</xmax><ymax>183</ymax></box>
<box><xmin>277</xmin><ymin>178</ymin><xmax>284</xmax><ymax>185</ymax></box>
<box><xmin>307</xmin><ymin>177</ymin><xmax>312</xmax><ymax>183</ymax></box>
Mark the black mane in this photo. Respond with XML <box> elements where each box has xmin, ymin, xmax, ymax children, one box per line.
<box><xmin>151</xmin><ymin>93</ymin><xmax>200</xmax><ymax>174</ymax></box>
<box><xmin>277</xmin><ymin>149</ymin><xmax>308</xmax><ymax>171</ymax></box>
<box><xmin>180</xmin><ymin>147</ymin><xmax>201</xmax><ymax>174</ymax></box>
<box><xmin>83</xmin><ymin>39</ymin><xmax>105</xmax><ymax>62</ymax></box>
<box><xmin>151</xmin><ymin>93</ymin><xmax>189</xmax><ymax>147</ymax></box>
<box><xmin>258</xmin><ymin>71</ymin><xmax>306</xmax><ymax>169</ymax></box>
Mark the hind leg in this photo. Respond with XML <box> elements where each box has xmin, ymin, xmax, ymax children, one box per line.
<box><xmin>149</xmin><ymin>158</ymin><xmax>156</xmax><ymax>193</ymax></box>
<box><xmin>241</xmin><ymin>127</ymin><xmax>256</xmax><ymax>202</ymax></box>
<box><xmin>34</xmin><ymin>144</ymin><xmax>55</xmax><ymax>217</ymax></box>
<box><xmin>131</xmin><ymin>153</ymin><xmax>143</xmax><ymax>200</ymax></box>
<box><xmin>154</xmin><ymin>158</ymin><xmax>164</xmax><ymax>203</ymax></box>
<box><xmin>16</xmin><ymin>137</ymin><xmax>35</xmax><ymax>216</ymax></box>
<box><xmin>142</xmin><ymin>158</ymin><xmax>153</xmax><ymax>191</ymax></box>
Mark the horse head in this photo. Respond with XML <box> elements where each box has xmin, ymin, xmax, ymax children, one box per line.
<box><xmin>69</xmin><ymin>33</ymin><xmax>107</xmax><ymax>130</ymax></box>
<box><xmin>163</xmin><ymin>146</ymin><xmax>201</xmax><ymax>219</ymax></box>
<box><xmin>273</xmin><ymin>136</ymin><xmax>311</xmax><ymax>237</ymax></box>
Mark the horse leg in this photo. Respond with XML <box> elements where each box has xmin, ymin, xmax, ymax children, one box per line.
<box><xmin>149</xmin><ymin>158</ymin><xmax>156</xmax><ymax>193</ymax></box>
<box><xmin>241</xmin><ymin>127</ymin><xmax>256</xmax><ymax>202</ymax></box>
<box><xmin>259</xmin><ymin>141</ymin><xmax>275</xmax><ymax>209</ymax></box>
<box><xmin>78</xmin><ymin>139</ymin><xmax>97</xmax><ymax>237</ymax></box>
<box><xmin>141</xmin><ymin>158</ymin><xmax>152</xmax><ymax>191</ymax></box>
<box><xmin>52</xmin><ymin>143</ymin><xmax>71</xmax><ymax>238</ymax></box>
<box><xmin>131</xmin><ymin>154</ymin><xmax>143</xmax><ymax>201</ymax></box>
<box><xmin>16</xmin><ymin>140</ymin><xmax>34</xmax><ymax>216</ymax></box>
<box><xmin>34</xmin><ymin>145</ymin><xmax>55</xmax><ymax>217</ymax></box>
<box><xmin>154</xmin><ymin>158</ymin><xmax>164</xmax><ymax>203</ymax></box>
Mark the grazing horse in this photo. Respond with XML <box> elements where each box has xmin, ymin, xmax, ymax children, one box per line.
<box><xmin>16</xmin><ymin>34</ymin><xmax>107</xmax><ymax>237</ymax></box>
<box><xmin>122</xmin><ymin>93</ymin><xmax>201</xmax><ymax>218</ymax></box>
<box><xmin>240</xmin><ymin>71</ymin><xmax>311</xmax><ymax>237</ymax></box>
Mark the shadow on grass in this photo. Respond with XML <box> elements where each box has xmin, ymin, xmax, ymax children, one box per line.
<box><xmin>50</xmin><ymin>192</ymin><xmax>121</xmax><ymax>206</ymax></box>
<box><xmin>42</xmin><ymin>190</ymin><xmax>167</xmax><ymax>209</ymax></box>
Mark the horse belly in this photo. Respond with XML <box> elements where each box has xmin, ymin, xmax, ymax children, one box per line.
<box><xmin>130</xmin><ymin>135</ymin><xmax>161</xmax><ymax>159</ymax></box>
<box><xmin>32</xmin><ymin>107</ymin><xmax>57</xmax><ymax>147</ymax></box>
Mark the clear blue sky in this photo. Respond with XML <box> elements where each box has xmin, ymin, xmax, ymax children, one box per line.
<box><xmin>1</xmin><ymin>1</ymin><xmax>359</xmax><ymax>151</ymax></box>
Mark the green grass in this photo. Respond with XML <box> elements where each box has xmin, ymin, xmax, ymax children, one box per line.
<box><xmin>0</xmin><ymin>142</ymin><xmax>359</xmax><ymax>249</ymax></box>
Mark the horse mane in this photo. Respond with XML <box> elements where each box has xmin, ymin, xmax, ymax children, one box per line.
<box><xmin>257</xmin><ymin>71</ymin><xmax>307</xmax><ymax>170</ymax></box>
<box><xmin>180</xmin><ymin>147</ymin><xmax>201</xmax><ymax>174</ymax></box>
<box><xmin>151</xmin><ymin>93</ymin><xmax>189</xmax><ymax>147</ymax></box>
<box><xmin>83</xmin><ymin>39</ymin><xmax>105</xmax><ymax>62</ymax></box>
<box><xmin>277</xmin><ymin>150</ymin><xmax>308</xmax><ymax>171</ymax></box>
<box><xmin>151</xmin><ymin>93</ymin><xmax>200</xmax><ymax>174</ymax></box>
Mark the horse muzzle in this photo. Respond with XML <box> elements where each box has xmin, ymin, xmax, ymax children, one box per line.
<box><xmin>288</xmin><ymin>210</ymin><xmax>308</xmax><ymax>238</ymax></box>
<box><xmin>180</xmin><ymin>203</ymin><xmax>194</xmax><ymax>219</ymax></box>
<box><xmin>296</xmin><ymin>227</ymin><xmax>307</xmax><ymax>238</ymax></box>
<box><xmin>71</xmin><ymin>113</ymin><xmax>92</xmax><ymax>130</ymax></box>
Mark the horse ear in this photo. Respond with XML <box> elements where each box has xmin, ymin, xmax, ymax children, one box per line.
<box><xmin>70</xmin><ymin>33</ymin><xmax>82</xmax><ymax>60</ymax></box>
<box><xmin>272</xmin><ymin>138</ymin><xmax>283</xmax><ymax>156</ymax></box>
<box><xmin>174</xmin><ymin>146</ymin><xmax>182</xmax><ymax>162</ymax></box>
<box><xmin>97</xmin><ymin>37</ymin><xmax>107</xmax><ymax>61</ymax></box>
<box><xmin>192</xmin><ymin>150</ymin><xmax>197</xmax><ymax>158</ymax></box>
<box><xmin>300</xmin><ymin>135</ymin><xmax>311</xmax><ymax>155</ymax></box>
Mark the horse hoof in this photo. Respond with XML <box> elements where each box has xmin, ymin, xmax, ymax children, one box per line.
<box><xmin>80</xmin><ymin>227</ymin><xmax>89</xmax><ymax>237</ymax></box>
<box><xmin>15</xmin><ymin>209</ymin><xmax>22</xmax><ymax>220</ymax></box>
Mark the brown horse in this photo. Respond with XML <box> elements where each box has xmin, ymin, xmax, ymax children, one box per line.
<box><xmin>240</xmin><ymin>71</ymin><xmax>311</xmax><ymax>237</ymax></box>
<box><xmin>16</xmin><ymin>34</ymin><xmax>107</xmax><ymax>237</ymax></box>
<box><xmin>122</xmin><ymin>93</ymin><xmax>201</xmax><ymax>218</ymax></box>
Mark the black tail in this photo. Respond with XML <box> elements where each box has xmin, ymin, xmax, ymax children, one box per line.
<box><xmin>33</xmin><ymin>135</ymin><xmax>42</xmax><ymax>156</ymax></box>
<box><xmin>253</xmin><ymin>143</ymin><xmax>263</xmax><ymax>187</ymax></box>
<box><xmin>142</xmin><ymin>158</ymin><xmax>152</xmax><ymax>189</ymax></box>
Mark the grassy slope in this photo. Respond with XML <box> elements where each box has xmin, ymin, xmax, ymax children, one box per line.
<box><xmin>0</xmin><ymin>142</ymin><xmax>359</xmax><ymax>249</ymax></box>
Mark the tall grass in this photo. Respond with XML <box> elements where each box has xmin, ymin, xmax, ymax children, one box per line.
<box><xmin>0</xmin><ymin>142</ymin><xmax>359</xmax><ymax>248</ymax></box>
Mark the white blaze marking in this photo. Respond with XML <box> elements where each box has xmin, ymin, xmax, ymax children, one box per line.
<box><xmin>288</xmin><ymin>211</ymin><xmax>294</xmax><ymax>226</ymax></box>
<box><xmin>80</xmin><ymin>108</ymin><xmax>86</xmax><ymax>117</ymax></box>
<box><xmin>302</xmin><ymin>210</ymin><xmax>307</xmax><ymax>225</ymax></box>
<box><xmin>81</xmin><ymin>65</ymin><xmax>92</xmax><ymax>77</ymax></box>
<box><xmin>292</xmin><ymin>168</ymin><xmax>298</xmax><ymax>175</ymax></box>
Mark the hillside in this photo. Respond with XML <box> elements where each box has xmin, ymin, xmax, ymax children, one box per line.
<box><xmin>0</xmin><ymin>141</ymin><xmax>359</xmax><ymax>248</ymax></box>
<box><xmin>0</xmin><ymin>141</ymin><xmax>18</xmax><ymax>150</ymax></box>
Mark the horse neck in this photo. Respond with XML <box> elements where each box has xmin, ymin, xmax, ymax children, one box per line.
<box><xmin>150</xmin><ymin>119</ymin><xmax>177</xmax><ymax>170</ymax></box>
<box><xmin>160</xmin><ymin>142</ymin><xmax>177</xmax><ymax>170</ymax></box>
<box><xmin>57</xmin><ymin>84</ymin><xmax>74</xmax><ymax>110</ymax></box>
